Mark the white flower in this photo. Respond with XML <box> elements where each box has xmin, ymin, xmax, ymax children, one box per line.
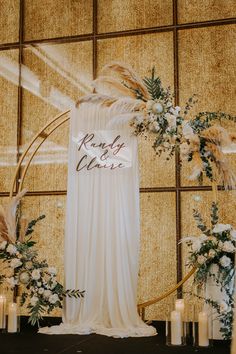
<box><xmin>208</xmin><ymin>236</ymin><xmax>217</xmax><ymax>245</ymax></box>
<box><xmin>43</xmin><ymin>289</ymin><xmax>52</xmax><ymax>299</ymax></box>
<box><xmin>50</xmin><ymin>280</ymin><xmax>57</xmax><ymax>290</ymax></box>
<box><xmin>219</xmin><ymin>255</ymin><xmax>231</xmax><ymax>268</ymax></box>
<box><xmin>197</xmin><ymin>255</ymin><xmax>207</xmax><ymax>265</ymax></box>
<box><xmin>230</xmin><ymin>229</ymin><xmax>236</xmax><ymax>239</ymax></box>
<box><xmin>151</xmin><ymin>121</ymin><xmax>160</xmax><ymax>132</ymax></box>
<box><xmin>0</xmin><ymin>241</ymin><xmax>7</xmax><ymax>250</ymax></box>
<box><xmin>219</xmin><ymin>301</ymin><xmax>228</xmax><ymax>314</ymax></box>
<box><xmin>30</xmin><ymin>296</ymin><xmax>39</xmax><ymax>307</ymax></box>
<box><xmin>38</xmin><ymin>288</ymin><xmax>44</xmax><ymax>295</ymax></box>
<box><xmin>37</xmin><ymin>282</ymin><xmax>42</xmax><ymax>287</ymax></box>
<box><xmin>182</xmin><ymin>121</ymin><xmax>195</xmax><ymax>140</ymax></box>
<box><xmin>134</xmin><ymin>115</ymin><xmax>143</xmax><ymax>124</ymax></box>
<box><xmin>212</xmin><ymin>223</ymin><xmax>232</xmax><ymax>234</ymax></box>
<box><xmin>10</xmin><ymin>258</ymin><xmax>22</xmax><ymax>269</ymax></box>
<box><xmin>6</xmin><ymin>277</ymin><xmax>17</xmax><ymax>288</ymax></box>
<box><xmin>19</xmin><ymin>271</ymin><xmax>30</xmax><ymax>284</ymax></box>
<box><xmin>218</xmin><ymin>240</ymin><xmax>223</xmax><ymax>250</ymax></box>
<box><xmin>6</xmin><ymin>244</ymin><xmax>17</xmax><ymax>255</ymax></box>
<box><xmin>199</xmin><ymin>234</ymin><xmax>208</xmax><ymax>242</ymax></box>
<box><xmin>31</xmin><ymin>269</ymin><xmax>41</xmax><ymax>281</ymax></box>
<box><xmin>152</xmin><ymin>102</ymin><xmax>164</xmax><ymax>114</ymax></box>
<box><xmin>165</xmin><ymin>113</ymin><xmax>176</xmax><ymax>128</ymax></box>
<box><xmin>208</xmin><ymin>249</ymin><xmax>216</xmax><ymax>258</ymax></box>
<box><xmin>175</xmin><ymin>106</ymin><xmax>181</xmax><ymax>112</ymax></box>
<box><xmin>193</xmin><ymin>195</ymin><xmax>202</xmax><ymax>202</ymax></box>
<box><xmin>169</xmin><ymin>107</ymin><xmax>179</xmax><ymax>116</ymax></box>
<box><xmin>49</xmin><ymin>294</ymin><xmax>59</xmax><ymax>304</ymax></box>
<box><xmin>180</xmin><ymin>142</ymin><xmax>191</xmax><ymax>160</ymax></box>
<box><xmin>26</xmin><ymin>261</ymin><xmax>33</xmax><ymax>270</ymax></box>
<box><xmin>222</xmin><ymin>241</ymin><xmax>235</xmax><ymax>253</ymax></box>
<box><xmin>192</xmin><ymin>239</ymin><xmax>202</xmax><ymax>252</ymax></box>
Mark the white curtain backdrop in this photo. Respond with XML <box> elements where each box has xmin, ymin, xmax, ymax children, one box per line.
<box><xmin>39</xmin><ymin>103</ymin><xmax>156</xmax><ymax>337</ymax></box>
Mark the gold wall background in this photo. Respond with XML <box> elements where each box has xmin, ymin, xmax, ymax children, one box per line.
<box><xmin>0</xmin><ymin>0</ymin><xmax>236</xmax><ymax>319</ymax></box>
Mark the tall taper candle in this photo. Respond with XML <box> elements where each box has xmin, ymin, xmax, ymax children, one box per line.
<box><xmin>8</xmin><ymin>303</ymin><xmax>17</xmax><ymax>333</ymax></box>
<box><xmin>0</xmin><ymin>295</ymin><xmax>6</xmax><ymax>329</ymax></box>
<box><xmin>198</xmin><ymin>311</ymin><xmax>209</xmax><ymax>347</ymax></box>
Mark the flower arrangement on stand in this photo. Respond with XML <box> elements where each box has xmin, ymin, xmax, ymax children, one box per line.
<box><xmin>181</xmin><ymin>202</ymin><xmax>235</xmax><ymax>339</ymax></box>
<box><xmin>0</xmin><ymin>190</ymin><xmax>84</xmax><ymax>326</ymax></box>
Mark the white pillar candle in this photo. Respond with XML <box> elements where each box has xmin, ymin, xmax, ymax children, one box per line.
<box><xmin>171</xmin><ymin>310</ymin><xmax>182</xmax><ymax>345</ymax></box>
<box><xmin>198</xmin><ymin>311</ymin><xmax>209</xmax><ymax>347</ymax></box>
<box><xmin>8</xmin><ymin>303</ymin><xmax>17</xmax><ymax>333</ymax></box>
<box><xmin>0</xmin><ymin>295</ymin><xmax>6</xmax><ymax>329</ymax></box>
<box><xmin>175</xmin><ymin>299</ymin><xmax>185</xmax><ymax>317</ymax></box>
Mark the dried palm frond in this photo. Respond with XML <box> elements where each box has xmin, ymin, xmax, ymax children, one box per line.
<box><xmin>189</xmin><ymin>152</ymin><xmax>203</xmax><ymax>180</ymax></box>
<box><xmin>107</xmin><ymin>112</ymin><xmax>144</xmax><ymax>128</ymax></box>
<box><xmin>0</xmin><ymin>189</ymin><xmax>27</xmax><ymax>243</ymax></box>
<box><xmin>76</xmin><ymin>94</ymin><xmax>117</xmax><ymax>108</ymax></box>
<box><xmin>92</xmin><ymin>76</ymin><xmax>137</xmax><ymax>98</ymax></box>
<box><xmin>201</xmin><ymin>126</ymin><xmax>231</xmax><ymax>147</ymax></box>
<box><xmin>19</xmin><ymin>217</ymin><xmax>28</xmax><ymax>243</ymax></box>
<box><xmin>110</xmin><ymin>97</ymin><xmax>146</xmax><ymax>114</ymax></box>
<box><xmin>101</xmin><ymin>61</ymin><xmax>150</xmax><ymax>100</ymax></box>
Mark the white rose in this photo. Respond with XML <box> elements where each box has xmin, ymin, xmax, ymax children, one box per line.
<box><xmin>30</xmin><ymin>296</ymin><xmax>39</xmax><ymax>307</ymax></box>
<box><xmin>6</xmin><ymin>244</ymin><xmax>17</xmax><ymax>255</ymax></box>
<box><xmin>169</xmin><ymin>107</ymin><xmax>179</xmax><ymax>116</ymax></box>
<box><xmin>48</xmin><ymin>266</ymin><xmax>57</xmax><ymax>276</ymax></box>
<box><xmin>219</xmin><ymin>301</ymin><xmax>228</xmax><ymax>314</ymax></box>
<box><xmin>49</xmin><ymin>294</ymin><xmax>59</xmax><ymax>304</ymax></box>
<box><xmin>219</xmin><ymin>255</ymin><xmax>231</xmax><ymax>268</ymax></box>
<box><xmin>10</xmin><ymin>258</ymin><xmax>22</xmax><ymax>269</ymax></box>
<box><xmin>0</xmin><ymin>241</ymin><xmax>7</xmax><ymax>250</ymax></box>
<box><xmin>31</xmin><ymin>269</ymin><xmax>41</xmax><ymax>281</ymax></box>
<box><xmin>38</xmin><ymin>288</ymin><xmax>44</xmax><ymax>295</ymax></box>
<box><xmin>37</xmin><ymin>282</ymin><xmax>42</xmax><ymax>287</ymax></box>
<box><xmin>6</xmin><ymin>277</ymin><xmax>17</xmax><ymax>288</ymax></box>
<box><xmin>19</xmin><ymin>271</ymin><xmax>30</xmax><ymax>284</ymax></box>
<box><xmin>208</xmin><ymin>249</ymin><xmax>216</xmax><ymax>258</ymax></box>
<box><xmin>175</xmin><ymin>106</ymin><xmax>181</xmax><ymax>112</ymax></box>
<box><xmin>197</xmin><ymin>255</ymin><xmax>207</xmax><ymax>265</ymax></box>
<box><xmin>43</xmin><ymin>289</ymin><xmax>52</xmax><ymax>299</ymax></box>
<box><xmin>212</xmin><ymin>223</ymin><xmax>232</xmax><ymax>234</ymax></box>
<box><xmin>222</xmin><ymin>241</ymin><xmax>235</xmax><ymax>253</ymax></box>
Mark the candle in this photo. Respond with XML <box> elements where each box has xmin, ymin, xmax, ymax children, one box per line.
<box><xmin>0</xmin><ymin>295</ymin><xmax>6</xmax><ymax>329</ymax></box>
<box><xmin>175</xmin><ymin>299</ymin><xmax>185</xmax><ymax>319</ymax></box>
<box><xmin>8</xmin><ymin>303</ymin><xmax>17</xmax><ymax>333</ymax></box>
<box><xmin>171</xmin><ymin>310</ymin><xmax>182</xmax><ymax>345</ymax></box>
<box><xmin>198</xmin><ymin>311</ymin><xmax>209</xmax><ymax>347</ymax></box>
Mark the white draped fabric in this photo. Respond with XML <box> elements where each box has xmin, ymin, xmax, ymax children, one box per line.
<box><xmin>39</xmin><ymin>103</ymin><xmax>156</xmax><ymax>337</ymax></box>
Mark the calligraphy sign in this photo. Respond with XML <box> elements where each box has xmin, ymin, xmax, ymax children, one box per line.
<box><xmin>73</xmin><ymin>131</ymin><xmax>132</xmax><ymax>172</ymax></box>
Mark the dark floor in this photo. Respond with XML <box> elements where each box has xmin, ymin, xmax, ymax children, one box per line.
<box><xmin>0</xmin><ymin>318</ymin><xmax>231</xmax><ymax>354</ymax></box>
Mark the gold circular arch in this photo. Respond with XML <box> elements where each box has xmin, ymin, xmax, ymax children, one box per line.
<box><xmin>10</xmin><ymin>109</ymin><xmax>195</xmax><ymax>320</ymax></box>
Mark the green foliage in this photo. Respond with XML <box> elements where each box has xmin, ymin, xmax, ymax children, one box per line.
<box><xmin>143</xmin><ymin>68</ymin><xmax>165</xmax><ymax>100</ymax></box>
<box><xmin>25</xmin><ymin>215</ymin><xmax>45</xmax><ymax>237</ymax></box>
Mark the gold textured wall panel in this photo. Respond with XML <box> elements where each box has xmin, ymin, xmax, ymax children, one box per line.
<box><xmin>138</xmin><ymin>192</ymin><xmax>177</xmax><ymax>320</ymax></box>
<box><xmin>97</xmin><ymin>0</ymin><xmax>173</xmax><ymax>33</ymax></box>
<box><xmin>97</xmin><ymin>32</ymin><xmax>175</xmax><ymax>188</ymax></box>
<box><xmin>0</xmin><ymin>50</ymin><xmax>19</xmax><ymax>192</ymax></box>
<box><xmin>178</xmin><ymin>0</ymin><xmax>236</xmax><ymax>23</ymax></box>
<box><xmin>179</xmin><ymin>25</ymin><xmax>236</xmax><ymax>186</ymax></box>
<box><xmin>24</xmin><ymin>0</ymin><xmax>93</xmax><ymax>41</ymax></box>
<box><xmin>0</xmin><ymin>0</ymin><xmax>19</xmax><ymax>44</ymax></box>
<box><xmin>21</xmin><ymin>41</ymin><xmax>93</xmax><ymax>191</ymax></box>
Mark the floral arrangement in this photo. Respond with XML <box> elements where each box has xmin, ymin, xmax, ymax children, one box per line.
<box><xmin>78</xmin><ymin>61</ymin><xmax>236</xmax><ymax>189</ymax></box>
<box><xmin>0</xmin><ymin>190</ymin><xmax>84</xmax><ymax>326</ymax></box>
<box><xmin>182</xmin><ymin>202</ymin><xmax>235</xmax><ymax>339</ymax></box>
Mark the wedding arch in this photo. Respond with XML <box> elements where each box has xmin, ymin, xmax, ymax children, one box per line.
<box><xmin>9</xmin><ymin>108</ymin><xmax>196</xmax><ymax>320</ymax></box>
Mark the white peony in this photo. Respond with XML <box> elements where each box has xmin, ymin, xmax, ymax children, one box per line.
<box><xmin>222</xmin><ymin>241</ymin><xmax>235</xmax><ymax>253</ymax></box>
<box><xmin>30</xmin><ymin>296</ymin><xmax>39</xmax><ymax>306</ymax></box>
<box><xmin>212</xmin><ymin>223</ymin><xmax>232</xmax><ymax>234</ymax></box>
<box><xmin>0</xmin><ymin>241</ymin><xmax>7</xmax><ymax>250</ymax></box>
<box><xmin>31</xmin><ymin>269</ymin><xmax>41</xmax><ymax>281</ymax></box>
<box><xmin>6</xmin><ymin>244</ymin><xmax>17</xmax><ymax>255</ymax></box>
<box><xmin>208</xmin><ymin>249</ymin><xmax>216</xmax><ymax>258</ymax></box>
<box><xmin>197</xmin><ymin>255</ymin><xmax>207</xmax><ymax>265</ymax></box>
<box><xmin>10</xmin><ymin>258</ymin><xmax>22</xmax><ymax>269</ymax></box>
<box><xmin>49</xmin><ymin>294</ymin><xmax>59</xmax><ymax>304</ymax></box>
<box><xmin>219</xmin><ymin>301</ymin><xmax>228</xmax><ymax>314</ymax></box>
<box><xmin>43</xmin><ymin>289</ymin><xmax>52</xmax><ymax>299</ymax></box>
<box><xmin>19</xmin><ymin>271</ymin><xmax>30</xmax><ymax>284</ymax></box>
<box><xmin>219</xmin><ymin>255</ymin><xmax>231</xmax><ymax>268</ymax></box>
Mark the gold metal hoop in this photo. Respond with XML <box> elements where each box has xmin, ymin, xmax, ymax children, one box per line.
<box><xmin>10</xmin><ymin>109</ymin><xmax>195</xmax><ymax>318</ymax></box>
